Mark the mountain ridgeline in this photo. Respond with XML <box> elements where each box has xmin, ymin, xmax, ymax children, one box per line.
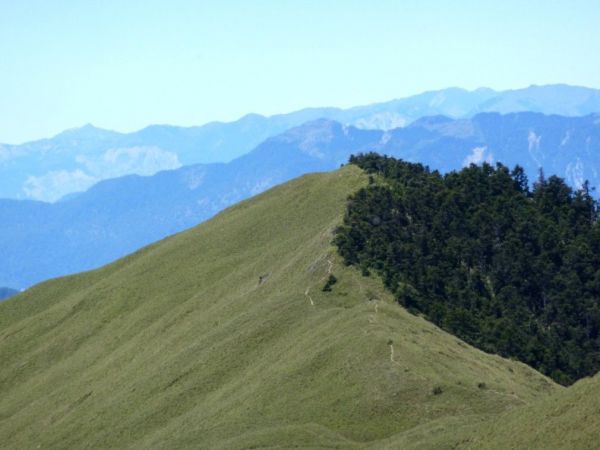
<box><xmin>335</xmin><ymin>154</ymin><xmax>600</xmax><ymax>385</ymax></box>
<box><xmin>4</xmin><ymin>111</ymin><xmax>600</xmax><ymax>290</ymax></box>
<box><xmin>2</xmin><ymin>84</ymin><xmax>600</xmax><ymax>202</ymax></box>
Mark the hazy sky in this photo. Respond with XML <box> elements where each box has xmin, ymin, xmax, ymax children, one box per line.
<box><xmin>1</xmin><ymin>0</ymin><xmax>599</xmax><ymax>143</ymax></box>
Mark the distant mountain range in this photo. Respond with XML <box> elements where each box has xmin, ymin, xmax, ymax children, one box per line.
<box><xmin>2</xmin><ymin>111</ymin><xmax>600</xmax><ymax>289</ymax></box>
<box><xmin>2</xmin><ymin>84</ymin><xmax>600</xmax><ymax>202</ymax></box>
<box><xmin>0</xmin><ymin>287</ymin><xmax>18</xmax><ymax>301</ymax></box>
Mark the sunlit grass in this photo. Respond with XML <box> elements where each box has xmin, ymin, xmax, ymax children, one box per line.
<box><xmin>0</xmin><ymin>166</ymin><xmax>577</xmax><ymax>449</ymax></box>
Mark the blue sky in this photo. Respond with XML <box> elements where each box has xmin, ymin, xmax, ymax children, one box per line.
<box><xmin>1</xmin><ymin>0</ymin><xmax>599</xmax><ymax>144</ymax></box>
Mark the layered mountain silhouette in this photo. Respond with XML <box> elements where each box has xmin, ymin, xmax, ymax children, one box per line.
<box><xmin>2</xmin><ymin>84</ymin><xmax>600</xmax><ymax>201</ymax></box>
<box><xmin>2</xmin><ymin>111</ymin><xmax>600</xmax><ymax>289</ymax></box>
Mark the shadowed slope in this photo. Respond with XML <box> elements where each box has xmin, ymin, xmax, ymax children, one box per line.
<box><xmin>0</xmin><ymin>166</ymin><xmax>557</xmax><ymax>449</ymax></box>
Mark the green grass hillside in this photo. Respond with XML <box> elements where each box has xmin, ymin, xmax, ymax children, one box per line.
<box><xmin>370</xmin><ymin>374</ymin><xmax>600</xmax><ymax>450</ymax></box>
<box><xmin>465</xmin><ymin>372</ymin><xmax>600</xmax><ymax>449</ymax></box>
<box><xmin>0</xmin><ymin>166</ymin><xmax>567</xmax><ymax>449</ymax></box>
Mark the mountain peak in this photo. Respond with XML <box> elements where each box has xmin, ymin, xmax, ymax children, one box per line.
<box><xmin>238</xmin><ymin>112</ymin><xmax>267</xmax><ymax>122</ymax></box>
<box><xmin>54</xmin><ymin>123</ymin><xmax>119</xmax><ymax>140</ymax></box>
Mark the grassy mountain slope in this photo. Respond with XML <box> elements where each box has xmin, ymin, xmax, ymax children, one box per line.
<box><xmin>465</xmin><ymin>373</ymin><xmax>600</xmax><ymax>449</ymax></box>
<box><xmin>374</xmin><ymin>372</ymin><xmax>600</xmax><ymax>450</ymax></box>
<box><xmin>0</xmin><ymin>166</ymin><xmax>558</xmax><ymax>449</ymax></box>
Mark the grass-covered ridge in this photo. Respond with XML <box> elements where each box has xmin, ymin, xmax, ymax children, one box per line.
<box><xmin>0</xmin><ymin>165</ymin><xmax>564</xmax><ymax>449</ymax></box>
<box><xmin>335</xmin><ymin>153</ymin><xmax>600</xmax><ymax>385</ymax></box>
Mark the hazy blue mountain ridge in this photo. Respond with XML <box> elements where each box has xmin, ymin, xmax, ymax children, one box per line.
<box><xmin>0</xmin><ymin>287</ymin><xmax>18</xmax><ymax>301</ymax></box>
<box><xmin>0</xmin><ymin>120</ymin><xmax>378</xmax><ymax>288</ymax></box>
<box><xmin>3</xmin><ymin>84</ymin><xmax>600</xmax><ymax>202</ymax></box>
<box><xmin>3</xmin><ymin>111</ymin><xmax>600</xmax><ymax>289</ymax></box>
